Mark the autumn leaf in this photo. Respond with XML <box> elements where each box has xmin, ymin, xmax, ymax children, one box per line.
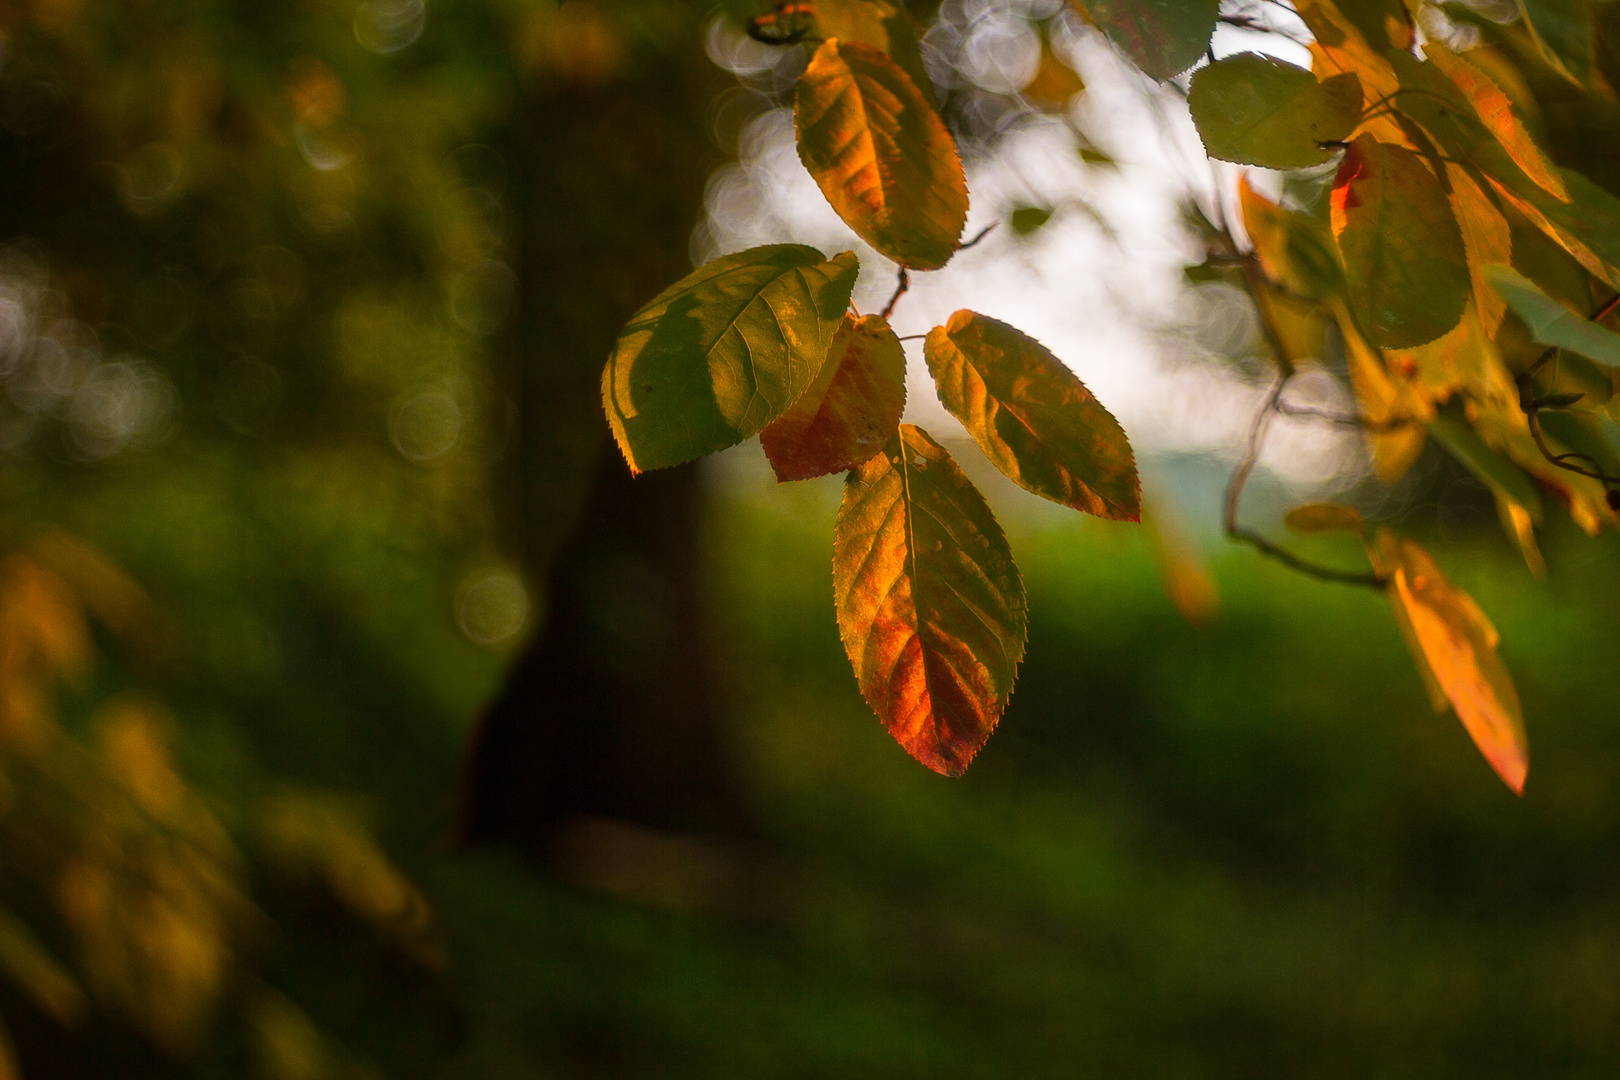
<box><xmin>813</xmin><ymin>0</ymin><xmax>936</xmax><ymax>107</ymax></box>
<box><xmin>1239</xmin><ymin>178</ymin><xmax>1345</xmax><ymax>301</ymax></box>
<box><xmin>925</xmin><ymin>310</ymin><xmax>1140</xmax><ymax>520</ymax></box>
<box><xmin>1022</xmin><ymin>41</ymin><xmax>1085</xmax><ymax>110</ymax></box>
<box><xmin>1378</xmin><ymin>532</ymin><xmax>1528</xmax><ymax>794</ymax></box>
<box><xmin>1330</xmin><ymin>298</ymin><xmax>1430</xmax><ymax>481</ymax></box>
<box><xmin>1296</xmin><ymin>0</ymin><xmax>1408</xmax><ymax>145</ymax></box>
<box><xmin>1426</xmin><ymin>44</ymin><xmax>1568</xmax><ymax>203</ymax></box>
<box><xmin>1283</xmin><ymin>503</ymin><xmax>1364</xmax><ymax>534</ymax></box>
<box><xmin>1483</xmin><ymin>263</ymin><xmax>1620</xmax><ymax>365</ymax></box>
<box><xmin>1072</xmin><ymin>0</ymin><xmax>1218</xmax><ymax>82</ymax></box>
<box><xmin>1188</xmin><ymin>54</ymin><xmax>1361</xmax><ymax>170</ymax></box>
<box><xmin>760</xmin><ymin>313</ymin><xmax>906</xmax><ymax>482</ymax></box>
<box><xmin>795</xmin><ymin>39</ymin><xmax>968</xmax><ymax>270</ymax></box>
<box><xmin>602</xmin><ymin>244</ymin><xmax>858</xmax><ymax>473</ymax></box>
<box><xmin>1331</xmin><ymin>135</ymin><xmax>1470</xmax><ymax>348</ymax></box>
<box><xmin>1446</xmin><ymin>164</ymin><xmax>1513</xmax><ymax>333</ymax></box>
<box><xmin>834</xmin><ymin>425</ymin><xmax>1026</xmax><ymax>776</ymax></box>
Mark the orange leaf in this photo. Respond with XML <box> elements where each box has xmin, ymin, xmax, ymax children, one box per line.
<box><xmin>833</xmin><ymin>425</ymin><xmax>1026</xmax><ymax>776</ymax></box>
<box><xmin>761</xmin><ymin>313</ymin><xmax>906</xmax><ymax>482</ymax></box>
<box><xmin>1425</xmin><ymin>44</ymin><xmax>1568</xmax><ymax>204</ymax></box>
<box><xmin>1381</xmin><ymin>533</ymin><xmax>1528</xmax><ymax>794</ymax></box>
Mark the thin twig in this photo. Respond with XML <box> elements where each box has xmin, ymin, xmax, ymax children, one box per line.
<box><xmin>1516</xmin><ymin>290</ymin><xmax>1620</xmax><ymax>496</ymax></box>
<box><xmin>958</xmin><ymin>223</ymin><xmax>997</xmax><ymax>251</ymax></box>
<box><xmin>1224</xmin><ymin>371</ymin><xmax>1388</xmax><ymax>588</ymax></box>
<box><xmin>880</xmin><ymin>268</ymin><xmax>909</xmax><ymax>321</ymax></box>
<box><xmin>1275</xmin><ymin>399</ymin><xmax>1418</xmax><ymax>432</ymax></box>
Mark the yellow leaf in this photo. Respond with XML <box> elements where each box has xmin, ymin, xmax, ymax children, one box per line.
<box><xmin>1022</xmin><ymin>42</ymin><xmax>1085</xmax><ymax>110</ymax></box>
<box><xmin>1297</xmin><ymin>0</ymin><xmax>1409</xmax><ymax>145</ymax></box>
<box><xmin>795</xmin><ymin>39</ymin><xmax>968</xmax><ymax>270</ymax></box>
<box><xmin>1382</xmin><ymin>533</ymin><xmax>1528</xmax><ymax>794</ymax></box>
<box><xmin>1446</xmin><ymin>164</ymin><xmax>1513</xmax><ymax>333</ymax></box>
<box><xmin>1330</xmin><ymin>299</ymin><xmax>1430</xmax><ymax>481</ymax></box>
<box><xmin>1426</xmin><ymin>44</ymin><xmax>1568</xmax><ymax>204</ymax></box>
<box><xmin>1283</xmin><ymin>502</ymin><xmax>1364</xmax><ymax>534</ymax></box>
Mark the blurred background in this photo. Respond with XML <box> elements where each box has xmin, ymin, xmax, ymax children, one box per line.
<box><xmin>0</xmin><ymin>0</ymin><xmax>1618</xmax><ymax>1075</ymax></box>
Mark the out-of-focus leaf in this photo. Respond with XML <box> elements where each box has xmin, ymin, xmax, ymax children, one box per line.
<box><xmin>1331</xmin><ymin>298</ymin><xmax>1431</xmax><ymax>480</ymax></box>
<box><xmin>1519</xmin><ymin>0</ymin><xmax>1594</xmax><ymax>84</ymax></box>
<box><xmin>814</xmin><ymin>0</ymin><xmax>936</xmax><ymax>107</ymax></box>
<box><xmin>0</xmin><ymin>905</ymin><xmax>87</xmax><ymax>1026</ymax></box>
<box><xmin>1075</xmin><ymin>132</ymin><xmax>1117</xmax><ymax>167</ymax></box>
<box><xmin>1426</xmin><ymin>44</ymin><xmax>1568</xmax><ymax>203</ymax></box>
<box><xmin>1389</xmin><ymin>303</ymin><xmax>1499</xmax><ymax>401</ymax></box>
<box><xmin>760</xmin><ymin>313</ymin><xmax>906</xmax><ymax>481</ymax></box>
<box><xmin>1331</xmin><ymin>135</ymin><xmax>1470</xmax><ymax>348</ymax></box>
<box><xmin>602</xmin><ymin>245</ymin><xmax>858</xmax><ymax>473</ymax></box>
<box><xmin>1446</xmin><ymin>164</ymin><xmax>1514</xmax><ymax>333</ymax></box>
<box><xmin>1284</xmin><ymin>502</ymin><xmax>1365</xmax><ymax>534</ymax></box>
<box><xmin>1428</xmin><ymin>411</ymin><xmax>1543</xmax><ymax>518</ymax></box>
<box><xmin>795</xmin><ymin>39</ymin><xmax>967</xmax><ymax>270</ymax></box>
<box><xmin>1023</xmin><ymin>42</ymin><xmax>1085</xmax><ymax>109</ymax></box>
<box><xmin>1332</xmin><ymin>0</ymin><xmax>1414</xmax><ymax>49</ymax></box>
<box><xmin>1239</xmin><ymin>178</ymin><xmax>1345</xmax><ymax>300</ymax></box>
<box><xmin>0</xmin><ymin>1011</ymin><xmax>15</xmax><ymax>1080</ymax></box>
<box><xmin>1251</xmin><ymin>273</ymin><xmax>1327</xmax><ymax>371</ymax></box>
<box><xmin>1142</xmin><ymin>494</ymin><xmax>1218</xmax><ymax>626</ymax></box>
<box><xmin>1496</xmin><ymin>494</ymin><xmax>1547</xmax><ymax>578</ymax></box>
<box><xmin>1298</xmin><ymin>0</ymin><xmax>1409</xmax><ymax>144</ymax></box>
<box><xmin>1009</xmin><ymin>206</ymin><xmax>1054</xmax><ymax>235</ymax></box>
<box><xmin>1488</xmin><ymin>172</ymin><xmax>1620</xmax><ymax>289</ymax></box>
<box><xmin>1379</xmin><ymin>532</ymin><xmax>1528</xmax><ymax>794</ymax></box>
<box><xmin>1189</xmin><ymin>54</ymin><xmax>1361</xmax><ymax>169</ymax></box>
<box><xmin>833</xmin><ymin>425</ymin><xmax>1026</xmax><ymax>776</ymax></box>
<box><xmin>924</xmin><ymin>310</ymin><xmax>1140</xmax><ymax>520</ymax></box>
<box><xmin>1072</xmin><ymin>0</ymin><xmax>1218</xmax><ymax>81</ymax></box>
<box><xmin>1484</xmin><ymin>263</ymin><xmax>1620</xmax><ymax>364</ymax></box>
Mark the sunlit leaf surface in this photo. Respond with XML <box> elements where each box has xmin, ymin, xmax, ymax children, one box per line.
<box><xmin>1483</xmin><ymin>263</ymin><xmax>1620</xmax><ymax>365</ymax></box>
<box><xmin>1188</xmin><ymin>54</ymin><xmax>1360</xmax><ymax>169</ymax></box>
<box><xmin>761</xmin><ymin>313</ymin><xmax>906</xmax><ymax>482</ymax></box>
<box><xmin>603</xmin><ymin>244</ymin><xmax>858</xmax><ymax>473</ymax></box>
<box><xmin>1331</xmin><ymin>299</ymin><xmax>1429</xmax><ymax>481</ymax></box>
<box><xmin>813</xmin><ymin>0</ymin><xmax>936</xmax><ymax>107</ymax></box>
<box><xmin>795</xmin><ymin>39</ymin><xmax>967</xmax><ymax>270</ymax></box>
<box><xmin>833</xmin><ymin>425</ymin><xmax>1026</xmax><ymax>776</ymax></box>
<box><xmin>1381</xmin><ymin>534</ymin><xmax>1528</xmax><ymax>794</ymax></box>
<box><xmin>1297</xmin><ymin>0</ymin><xmax>1407</xmax><ymax>145</ymax></box>
<box><xmin>1426</xmin><ymin>44</ymin><xmax>1568</xmax><ymax>203</ymax></box>
<box><xmin>1331</xmin><ymin>135</ymin><xmax>1469</xmax><ymax>348</ymax></box>
<box><xmin>1446</xmin><ymin>164</ymin><xmax>1514</xmax><ymax>332</ymax></box>
<box><xmin>925</xmin><ymin>310</ymin><xmax>1139</xmax><ymax>520</ymax></box>
<box><xmin>1074</xmin><ymin>0</ymin><xmax>1218</xmax><ymax>81</ymax></box>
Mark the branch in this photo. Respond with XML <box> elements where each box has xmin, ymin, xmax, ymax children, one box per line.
<box><xmin>1224</xmin><ymin>371</ymin><xmax>1389</xmax><ymax>588</ymax></box>
<box><xmin>880</xmin><ymin>268</ymin><xmax>909</xmax><ymax>321</ymax></box>
<box><xmin>1275</xmin><ymin>399</ymin><xmax>1419</xmax><ymax>432</ymax></box>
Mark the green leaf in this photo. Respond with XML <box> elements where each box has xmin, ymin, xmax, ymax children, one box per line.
<box><xmin>1331</xmin><ymin>135</ymin><xmax>1470</xmax><ymax>348</ymax></box>
<box><xmin>1075</xmin><ymin>0</ymin><xmax>1219</xmax><ymax>81</ymax></box>
<box><xmin>1483</xmin><ymin>263</ymin><xmax>1620</xmax><ymax>365</ymax></box>
<box><xmin>1427</xmin><ymin>411</ymin><xmax>1544</xmax><ymax>520</ymax></box>
<box><xmin>1009</xmin><ymin>206</ymin><xmax>1053</xmax><ymax>236</ymax></box>
<box><xmin>1188</xmin><ymin>54</ymin><xmax>1361</xmax><ymax>169</ymax></box>
<box><xmin>795</xmin><ymin>39</ymin><xmax>968</xmax><ymax>271</ymax></box>
<box><xmin>834</xmin><ymin>424</ymin><xmax>1027</xmax><ymax>776</ymax></box>
<box><xmin>925</xmin><ymin>311</ymin><xmax>1140</xmax><ymax>520</ymax></box>
<box><xmin>1519</xmin><ymin>0</ymin><xmax>1594</xmax><ymax>85</ymax></box>
<box><xmin>1284</xmin><ymin>502</ymin><xmax>1365</xmax><ymax>534</ymax></box>
<box><xmin>602</xmin><ymin>244</ymin><xmax>859</xmax><ymax>473</ymax></box>
<box><xmin>760</xmin><ymin>313</ymin><xmax>906</xmax><ymax>481</ymax></box>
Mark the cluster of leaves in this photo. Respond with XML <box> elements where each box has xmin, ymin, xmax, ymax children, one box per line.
<box><xmin>614</xmin><ymin>0</ymin><xmax>1620</xmax><ymax>794</ymax></box>
<box><xmin>603</xmin><ymin>3</ymin><xmax>1142</xmax><ymax>776</ymax></box>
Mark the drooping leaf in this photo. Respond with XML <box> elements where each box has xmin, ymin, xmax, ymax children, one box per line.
<box><xmin>924</xmin><ymin>310</ymin><xmax>1140</xmax><ymax>520</ymax></box>
<box><xmin>1330</xmin><ymin>298</ymin><xmax>1431</xmax><ymax>481</ymax></box>
<box><xmin>760</xmin><ymin>313</ymin><xmax>906</xmax><ymax>481</ymax></box>
<box><xmin>813</xmin><ymin>0</ymin><xmax>936</xmax><ymax>107</ymax></box>
<box><xmin>1284</xmin><ymin>502</ymin><xmax>1365</xmax><ymax>534</ymax></box>
<box><xmin>1446</xmin><ymin>163</ymin><xmax>1514</xmax><ymax>332</ymax></box>
<box><xmin>833</xmin><ymin>424</ymin><xmax>1027</xmax><ymax>776</ymax></box>
<box><xmin>1519</xmin><ymin>0</ymin><xmax>1594</xmax><ymax>85</ymax></box>
<box><xmin>1188</xmin><ymin>54</ymin><xmax>1361</xmax><ymax>169</ymax></box>
<box><xmin>1072</xmin><ymin>0</ymin><xmax>1218</xmax><ymax>81</ymax></box>
<box><xmin>602</xmin><ymin>244</ymin><xmax>859</xmax><ymax>473</ymax></box>
<box><xmin>1379</xmin><ymin>533</ymin><xmax>1529</xmax><ymax>794</ymax></box>
<box><xmin>795</xmin><ymin>39</ymin><xmax>968</xmax><ymax>271</ymax></box>
<box><xmin>1331</xmin><ymin>135</ymin><xmax>1470</xmax><ymax>348</ymax></box>
<box><xmin>1428</xmin><ymin>410</ymin><xmax>1544</xmax><ymax>520</ymax></box>
<box><xmin>1425</xmin><ymin>44</ymin><xmax>1569</xmax><ymax>203</ymax></box>
<box><xmin>1483</xmin><ymin>263</ymin><xmax>1620</xmax><ymax>365</ymax></box>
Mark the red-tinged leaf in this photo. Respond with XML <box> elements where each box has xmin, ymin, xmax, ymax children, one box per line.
<box><xmin>924</xmin><ymin>310</ymin><xmax>1139</xmax><ymax>520</ymax></box>
<box><xmin>795</xmin><ymin>39</ymin><xmax>968</xmax><ymax>271</ymax></box>
<box><xmin>760</xmin><ymin>313</ymin><xmax>906</xmax><ymax>481</ymax></box>
<box><xmin>1331</xmin><ymin>135</ymin><xmax>1470</xmax><ymax>348</ymax></box>
<box><xmin>833</xmin><ymin>425</ymin><xmax>1026</xmax><ymax>776</ymax></box>
<box><xmin>1379</xmin><ymin>532</ymin><xmax>1528</xmax><ymax>794</ymax></box>
<box><xmin>1425</xmin><ymin>44</ymin><xmax>1568</xmax><ymax>203</ymax></box>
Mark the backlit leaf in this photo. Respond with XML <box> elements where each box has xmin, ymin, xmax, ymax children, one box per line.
<box><xmin>1072</xmin><ymin>0</ymin><xmax>1218</xmax><ymax>81</ymax></box>
<box><xmin>1284</xmin><ymin>502</ymin><xmax>1364</xmax><ymax>534</ymax></box>
<box><xmin>924</xmin><ymin>310</ymin><xmax>1140</xmax><ymax>520</ymax></box>
<box><xmin>1297</xmin><ymin>0</ymin><xmax>1408</xmax><ymax>145</ymax></box>
<box><xmin>1446</xmin><ymin>164</ymin><xmax>1514</xmax><ymax>332</ymax></box>
<box><xmin>1022</xmin><ymin>41</ymin><xmax>1086</xmax><ymax>109</ymax></box>
<box><xmin>1483</xmin><ymin>263</ymin><xmax>1620</xmax><ymax>365</ymax></box>
<box><xmin>1331</xmin><ymin>298</ymin><xmax>1431</xmax><ymax>481</ymax></box>
<box><xmin>1519</xmin><ymin>0</ymin><xmax>1594</xmax><ymax>85</ymax></box>
<box><xmin>1425</xmin><ymin>44</ymin><xmax>1568</xmax><ymax>203</ymax></box>
<box><xmin>1239</xmin><ymin>178</ymin><xmax>1345</xmax><ymax>301</ymax></box>
<box><xmin>603</xmin><ymin>244</ymin><xmax>859</xmax><ymax>473</ymax></box>
<box><xmin>1380</xmin><ymin>533</ymin><xmax>1528</xmax><ymax>794</ymax></box>
<box><xmin>833</xmin><ymin>425</ymin><xmax>1027</xmax><ymax>776</ymax></box>
<box><xmin>1331</xmin><ymin>135</ymin><xmax>1470</xmax><ymax>348</ymax></box>
<box><xmin>760</xmin><ymin>313</ymin><xmax>906</xmax><ymax>481</ymax></box>
<box><xmin>795</xmin><ymin>39</ymin><xmax>968</xmax><ymax>271</ymax></box>
<box><xmin>813</xmin><ymin>0</ymin><xmax>936</xmax><ymax>107</ymax></box>
<box><xmin>1009</xmin><ymin>205</ymin><xmax>1053</xmax><ymax>236</ymax></box>
<box><xmin>1189</xmin><ymin>54</ymin><xmax>1361</xmax><ymax>169</ymax></box>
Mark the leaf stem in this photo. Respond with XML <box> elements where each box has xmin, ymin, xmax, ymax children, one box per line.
<box><xmin>880</xmin><ymin>268</ymin><xmax>910</xmax><ymax>321</ymax></box>
<box><xmin>1516</xmin><ymin>290</ymin><xmax>1620</xmax><ymax>496</ymax></box>
<box><xmin>1224</xmin><ymin>371</ymin><xmax>1389</xmax><ymax>588</ymax></box>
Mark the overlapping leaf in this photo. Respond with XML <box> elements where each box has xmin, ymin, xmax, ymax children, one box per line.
<box><xmin>1331</xmin><ymin>135</ymin><xmax>1470</xmax><ymax>348</ymax></box>
<box><xmin>833</xmin><ymin>425</ymin><xmax>1026</xmax><ymax>776</ymax></box>
<box><xmin>1074</xmin><ymin>0</ymin><xmax>1218</xmax><ymax>81</ymax></box>
<box><xmin>760</xmin><ymin>313</ymin><xmax>906</xmax><ymax>481</ymax></box>
<box><xmin>602</xmin><ymin>244</ymin><xmax>858</xmax><ymax>473</ymax></box>
<box><xmin>1425</xmin><ymin>44</ymin><xmax>1568</xmax><ymax>203</ymax></box>
<box><xmin>1378</xmin><ymin>532</ymin><xmax>1528</xmax><ymax>794</ymax></box>
<box><xmin>1297</xmin><ymin>0</ymin><xmax>1407</xmax><ymax>144</ymax></box>
<box><xmin>1330</xmin><ymin>298</ymin><xmax>1430</xmax><ymax>481</ymax></box>
<box><xmin>1189</xmin><ymin>54</ymin><xmax>1361</xmax><ymax>169</ymax></box>
<box><xmin>924</xmin><ymin>310</ymin><xmax>1140</xmax><ymax>520</ymax></box>
<box><xmin>1239</xmin><ymin>179</ymin><xmax>1345</xmax><ymax>301</ymax></box>
<box><xmin>1519</xmin><ymin>0</ymin><xmax>1594</xmax><ymax>85</ymax></box>
<box><xmin>1446</xmin><ymin>164</ymin><xmax>1514</xmax><ymax>332</ymax></box>
<box><xmin>813</xmin><ymin>0</ymin><xmax>936</xmax><ymax>107</ymax></box>
<box><xmin>1484</xmin><ymin>263</ymin><xmax>1620</xmax><ymax>365</ymax></box>
<box><xmin>795</xmin><ymin>39</ymin><xmax>968</xmax><ymax>271</ymax></box>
